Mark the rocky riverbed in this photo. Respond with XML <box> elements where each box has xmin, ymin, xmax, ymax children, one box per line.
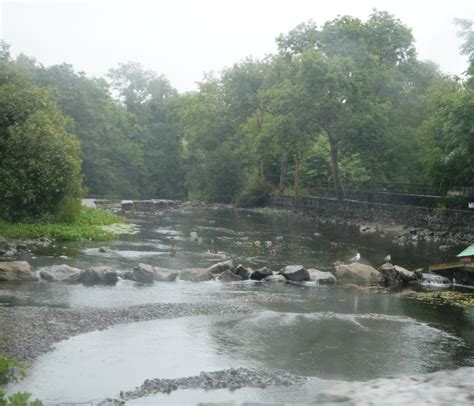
<box><xmin>0</xmin><ymin>302</ymin><xmax>251</xmax><ymax>363</ymax></box>
<box><xmin>120</xmin><ymin>367</ymin><xmax>307</xmax><ymax>400</ymax></box>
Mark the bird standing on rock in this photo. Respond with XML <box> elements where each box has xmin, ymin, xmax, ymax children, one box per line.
<box><xmin>384</xmin><ymin>254</ymin><xmax>391</xmax><ymax>263</ymax></box>
<box><xmin>351</xmin><ymin>253</ymin><xmax>361</xmax><ymax>262</ymax></box>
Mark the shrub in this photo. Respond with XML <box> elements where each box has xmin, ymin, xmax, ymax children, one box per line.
<box><xmin>0</xmin><ymin>77</ymin><xmax>82</xmax><ymax>222</ymax></box>
<box><xmin>0</xmin><ymin>355</ymin><xmax>42</xmax><ymax>405</ymax></box>
<box><xmin>236</xmin><ymin>177</ymin><xmax>276</xmax><ymax>208</ymax></box>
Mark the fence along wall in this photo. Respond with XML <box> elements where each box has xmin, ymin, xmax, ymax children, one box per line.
<box><xmin>269</xmin><ymin>194</ymin><xmax>474</xmax><ymax>233</ymax></box>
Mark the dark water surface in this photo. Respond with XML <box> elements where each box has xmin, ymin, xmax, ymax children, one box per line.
<box><xmin>3</xmin><ymin>207</ymin><xmax>474</xmax><ymax>404</ymax></box>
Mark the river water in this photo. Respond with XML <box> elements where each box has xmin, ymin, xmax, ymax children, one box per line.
<box><xmin>3</xmin><ymin>206</ymin><xmax>474</xmax><ymax>404</ymax></box>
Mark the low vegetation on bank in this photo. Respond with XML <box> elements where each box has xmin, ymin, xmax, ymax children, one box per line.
<box><xmin>0</xmin><ymin>207</ymin><xmax>123</xmax><ymax>241</ymax></box>
<box><xmin>0</xmin><ymin>354</ymin><xmax>42</xmax><ymax>405</ymax></box>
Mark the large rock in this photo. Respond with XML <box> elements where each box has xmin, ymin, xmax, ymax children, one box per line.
<box><xmin>378</xmin><ymin>263</ymin><xmax>416</xmax><ymax>287</ymax></box>
<box><xmin>80</xmin><ymin>266</ymin><xmax>118</xmax><ymax>285</ymax></box>
<box><xmin>207</xmin><ymin>260</ymin><xmax>234</xmax><ymax>275</ymax></box>
<box><xmin>133</xmin><ymin>263</ymin><xmax>155</xmax><ymax>284</ymax></box>
<box><xmin>307</xmin><ymin>269</ymin><xmax>337</xmax><ymax>285</ymax></box>
<box><xmin>280</xmin><ymin>265</ymin><xmax>310</xmax><ymax>282</ymax></box>
<box><xmin>250</xmin><ymin>267</ymin><xmax>273</xmax><ymax>281</ymax></box>
<box><xmin>217</xmin><ymin>270</ymin><xmax>243</xmax><ymax>282</ymax></box>
<box><xmin>179</xmin><ymin>268</ymin><xmax>213</xmax><ymax>282</ymax></box>
<box><xmin>233</xmin><ymin>264</ymin><xmax>250</xmax><ymax>280</ymax></box>
<box><xmin>263</xmin><ymin>274</ymin><xmax>287</xmax><ymax>284</ymax></box>
<box><xmin>153</xmin><ymin>267</ymin><xmax>178</xmax><ymax>282</ymax></box>
<box><xmin>0</xmin><ymin>261</ymin><xmax>38</xmax><ymax>281</ymax></box>
<box><xmin>420</xmin><ymin>273</ymin><xmax>450</xmax><ymax>285</ymax></box>
<box><xmin>39</xmin><ymin>264</ymin><xmax>82</xmax><ymax>283</ymax></box>
<box><xmin>333</xmin><ymin>263</ymin><xmax>384</xmax><ymax>286</ymax></box>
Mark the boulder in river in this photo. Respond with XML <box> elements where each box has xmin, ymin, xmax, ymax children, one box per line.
<box><xmin>378</xmin><ymin>263</ymin><xmax>416</xmax><ymax>287</ymax></box>
<box><xmin>263</xmin><ymin>274</ymin><xmax>287</xmax><ymax>284</ymax></box>
<box><xmin>179</xmin><ymin>268</ymin><xmax>213</xmax><ymax>282</ymax></box>
<box><xmin>217</xmin><ymin>270</ymin><xmax>243</xmax><ymax>282</ymax></box>
<box><xmin>420</xmin><ymin>273</ymin><xmax>450</xmax><ymax>285</ymax></box>
<box><xmin>250</xmin><ymin>267</ymin><xmax>273</xmax><ymax>281</ymax></box>
<box><xmin>80</xmin><ymin>266</ymin><xmax>118</xmax><ymax>285</ymax></box>
<box><xmin>307</xmin><ymin>269</ymin><xmax>337</xmax><ymax>285</ymax></box>
<box><xmin>133</xmin><ymin>263</ymin><xmax>155</xmax><ymax>284</ymax></box>
<box><xmin>0</xmin><ymin>261</ymin><xmax>38</xmax><ymax>281</ymax></box>
<box><xmin>39</xmin><ymin>264</ymin><xmax>82</xmax><ymax>283</ymax></box>
<box><xmin>333</xmin><ymin>263</ymin><xmax>384</xmax><ymax>286</ymax></box>
<box><xmin>280</xmin><ymin>265</ymin><xmax>310</xmax><ymax>282</ymax></box>
<box><xmin>233</xmin><ymin>264</ymin><xmax>250</xmax><ymax>280</ymax></box>
<box><xmin>207</xmin><ymin>260</ymin><xmax>234</xmax><ymax>275</ymax></box>
<box><xmin>153</xmin><ymin>267</ymin><xmax>178</xmax><ymax>282</ymax></box>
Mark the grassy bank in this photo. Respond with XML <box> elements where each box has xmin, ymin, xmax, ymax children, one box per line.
<box><xmin>0</xmin><ymin>207</ymin><xmax>124</xmax><ymax>241</ymax></box>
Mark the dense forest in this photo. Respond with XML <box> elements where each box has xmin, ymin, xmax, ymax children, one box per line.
<box><xmin>1</xmin><ymin>11</ymin><xmax>473</xmax><ymax>221</ymax></box>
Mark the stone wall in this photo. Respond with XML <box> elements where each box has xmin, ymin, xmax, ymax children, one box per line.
<box><xmin>314</xmin><ymin>187</ymin><xmax>441</xmax><ymax>207</ymax></box>
<box><xmin>269</xmin><ymin>194</ymin><xmax>474</xmax><ymax>233</ymax></box>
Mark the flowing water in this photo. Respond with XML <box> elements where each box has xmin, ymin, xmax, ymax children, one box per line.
<box><xmin>2</xmin><ymin>206</ymin><xmax>474</xmax><ymax>404</ymax></box>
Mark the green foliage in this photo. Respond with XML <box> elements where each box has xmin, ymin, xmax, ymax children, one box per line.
<box><xmin>0</xmin><ymin>71</ymin><xmax>82</xmax><ymax>221</ymax></box>
<box><xmin>236</xmin><ymin>177</ymin><xmax>276</xmax><ymax>208</ymax></box>
<box><xmin>0</xmin><ymin>355</ymin><xmax>42</xmax><ymax>406</ymax></box>
<box><xmin>0</xmin><ymin>208</ymin><xmax>123</xmax><ymax>241</ymax></box>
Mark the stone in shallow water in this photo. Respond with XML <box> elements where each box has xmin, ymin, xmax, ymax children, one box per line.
<box><xmin>378</xmin><ymin>263</ymin><xmax>415</xmax><ymax>287</ymax></box>
<box><xmin>133</xmin><ymin>263</ymin><xmax>155</xmax><ymax>284</ymax></box>
<box><xmin>307</xmin><ymin>269</ymin><xmax>337</xmax><ymax>285</ymax></box>
<box><xmin>153</xmin><ymin>267</ymin><xmax>178</xmax><ymax>282</ymax></box>
<box><xmin>250</xmin><ymin>267</ymin><xmax>273</xmax><ymax>281</ymax></box>
<box><xmin>263</xmin><ymin>274</ymin><xmax>287</xmax><ymax>284</ymax></box>
<box><xmin>280</xmin><ymin>265</ymin><xmax>310</xmax><ymax>282</ymax></box>
<box><xmin>40</xmin><ymin>264</ymin><xmax>82</xmax><ymax>283</ymax></box>
<box><xmin>207</xmin><ymin>260</ymin><xmax>234</xmax><ymax>275</ymax></box>
<box><xmin>217</xmin><ymin>270</ymin><xmax>243</xmax><ymax>282</ymax></box>
<box><xmin>233</xmin><ymin>264</ymin><xmax>250</xmax><ymax>280</ymax></box>
<box><xmin>0</xmin><ymin>261</ymin><xmax>38</xmax><ymax>281</ymax></box>
<box><xmin>80</xmin><ymin>266</ymin><xmax>118</xmax><ymax>285</ymax></box>
<box><xmin>179</xmin><ymin>268</ymin><xmax>213</xmax><ymax>282</ymax></box>
<box><xmin>333</xmin><ymin>263</ymin><xmax>384</xmax><ymax>286</ymax></box>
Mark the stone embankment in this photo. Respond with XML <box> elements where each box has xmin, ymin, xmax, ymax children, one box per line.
<box><xmin>269</xmin><ymin>194</ymin><xmax>474</xmax><ymax>247</ymax></box>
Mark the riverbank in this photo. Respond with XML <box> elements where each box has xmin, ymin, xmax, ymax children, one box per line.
<box><xmin>267</xmin><ymin>194</ymin><xmax>474</xmax><ymax>248</ymax></box>
<box><xmin>0</xmin><ymin>207</ymin><xmax>123</xmax><ymax>242</ymax></box>
<box><xmin>0</xmin><ymin>302</ymin><xmax>250</xmax><ymax>364</ymax></box>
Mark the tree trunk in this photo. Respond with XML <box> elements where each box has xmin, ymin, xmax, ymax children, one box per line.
<box><xmin>259</xmin><ymin>159</ymin><xmax>265</xmax><ymax>178</ymax></box>
<box><xmin>328</xmin><ymin>134</ymin><xmax>346</xmax><ymax>200</ymax></box>
<box><xmin>294</xmin><ymin>152</ymin><xmax>301</xmax><ymax>200</ymax></box>
<box><xmin>279</xmin><ymin>153</ymin><xmax>287</xmax><ymax>194</ymax></box>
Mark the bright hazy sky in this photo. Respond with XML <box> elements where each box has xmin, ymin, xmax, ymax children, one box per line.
<box><xmin>1</xmin><ymin>0</ymin><xmax>473</xmax><ymax>92</ymax></box>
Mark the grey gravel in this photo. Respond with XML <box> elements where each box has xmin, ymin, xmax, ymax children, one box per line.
<box><xmin>0</xmin><ymin>303</ymin><xmax>250</xmax><ymax>363</ymax></box>
<box><xmin>120</xmin><ymin>367</ymin><xmax>307</xmax><ymax>400</ymax></box>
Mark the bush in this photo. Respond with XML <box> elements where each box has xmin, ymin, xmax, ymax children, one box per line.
<box><xmin>236</xmin><ymin>177</ymin><xmax>276</xmax><ymax>208</ymax></box>
<box><xmin>0</xmin><ymin>77</ymin><xmax>82</xmax><ymax>222</ymax></box>
<box><xmin>0</xmin><ymin>355</ymin><xmax>42</xmax><ymax>405</ymax></box>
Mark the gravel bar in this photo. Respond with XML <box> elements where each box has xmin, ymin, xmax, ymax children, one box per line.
<box><xmin>0</xmin><ymin>303</ymin><xmax>251</xmax><ymax>363</ymax></box>
<box><xmin>120</xmin><ymin>367</ymin><xmax>307</xmax><ymax>400</ymax></box>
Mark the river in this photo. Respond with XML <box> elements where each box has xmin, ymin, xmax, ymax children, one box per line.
<box><xmin>2</xmin><ymin>206</ymin><xmax>474</xmax><ymax>404</ymax></box>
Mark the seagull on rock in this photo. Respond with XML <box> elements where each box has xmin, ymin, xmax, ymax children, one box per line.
<box><xmin>384</xmin><ymin>254</ymin><xmax>391</xmax><ymax>263</ymax></box>
<box><xmin>351</xmin><ymin>253</ymin><xmax>361</xmax><ymax>262</ymax></box>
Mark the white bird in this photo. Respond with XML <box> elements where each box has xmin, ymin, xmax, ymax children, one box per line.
<box><xmin>384</xmin><ymin>254</ymin><xmax>391</xmax><ymax>263</ymax></box>
<box><xmin>254</xmin><ymin>240</ymin><xmax>261</xmax><ymax>248</ymax></box>
<box><xmin>265</xmin><ymin>241</ymin><xmax>273</xmax><ymax>248</ymax></box>
<box><xmin>351</xmin><ymin>253</ymin><xmax>361</xmax><ymax>262</ymax></box>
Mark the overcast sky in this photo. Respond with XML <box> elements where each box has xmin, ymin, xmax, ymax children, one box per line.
<box><xmin>1</xmin><ymin>0</ymin><xmax>473</xmax><ymax>92</ymax></box>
